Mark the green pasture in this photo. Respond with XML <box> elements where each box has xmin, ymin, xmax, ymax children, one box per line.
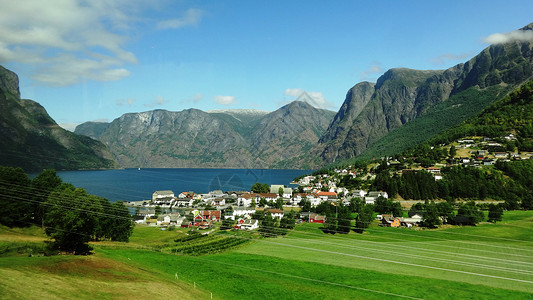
<box><xmin>1</xmin><ymin>211</ymin><xmax>532</xmax><ymax>299</ymax></box>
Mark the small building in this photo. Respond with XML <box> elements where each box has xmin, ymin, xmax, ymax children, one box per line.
<box><xmin>265</xmin><ymin>208</ymin><xmax>284</xmax><ymax>220</ymax></box>
<box><xmin>152</xmin><ymin>190</ymin><xmax>175</xmax><ymax>201</ymax></box>
<box><xmin>240</xmin><ymin>219</ymin><xmax>259</xmax><ymax>230</ymax></box>
<box><xmin>309</xmin><ymin>213</ymin><xmax>326</xmax><ymax>224</ymax></box>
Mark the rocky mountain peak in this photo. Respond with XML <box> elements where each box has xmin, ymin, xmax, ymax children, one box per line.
<box><xmin>0</xmin><ymin>65</ymin><xmax>20</xmax><ymax>99</ymax></box>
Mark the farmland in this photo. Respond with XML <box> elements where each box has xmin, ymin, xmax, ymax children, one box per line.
<box><xmin>1</xmin><ymin>211</ymin><xmax>532</xmax><ymax>299</ymax></box>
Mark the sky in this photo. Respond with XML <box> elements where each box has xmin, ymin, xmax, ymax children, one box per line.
<box><xmin>1</xmin><ymin>0</ymin><xmax>533</xmax><ymax>131</ymax></box>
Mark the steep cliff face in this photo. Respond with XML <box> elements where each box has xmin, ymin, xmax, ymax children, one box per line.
<box><xmin>0</xmin><ymin>65</ymin><xmax>117</xmax><ymax>171</ymax></box>
<box><xmin>317</xmin><ymin>23</ymin><xmax>533</xmax><ymax>164</ymax></box>
<box><xmin>78</xmin><ymin>101</ymin><xmax>335</xmax><ymax>168</ymax></box>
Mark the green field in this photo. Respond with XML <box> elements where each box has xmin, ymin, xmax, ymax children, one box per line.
<box><xmin>1</xmin><ymin>211</ymin><xmax>532</xmax><ymax>299</ymax></box>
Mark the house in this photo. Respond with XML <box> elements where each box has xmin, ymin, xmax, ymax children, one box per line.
<box><xmin>180</xmin><ymin>221</ymin><xmax>192</xmax><ymax>228</ymax></box>
<box><xmin>398</xmin><ymin>215</ymin><xmax>423</xmax><ymax>227</ymax></box>
<box><xmin>270</xmin><ymin>185</ymin><xmax>293</xmax><ymax>198</ymax></box>
<box><xmin>152</xmin><ymin>190</ymin><xmax>175</xmax><ymax>201</ymax></box>
<box><xmin>234</xmin><ymin>218</ymin><xmax>245</xmax><ymax>229</ymax></box>
<box><xmin>178</xmin><ymin>191</ymin><xmax>194</xmax><ymax>199</ymax></box>
<box><xmin>213</xmin><ymin>198</ymin><xmax>226</xmax><ymax>206</ymax></box>
<box><xmin>367</xmin><ymin>191</ymin><xmax>388</xmax><ymax>199</ymax></box>
<box><xmin>201</xmin><ymin>210</ymin><xmax>221</xmax><ymax>222</ymax></box>
<box><xmin>175</xmin><ymin>197</ymin><xmax>194</xmax><ymax>207</ymax></box>
<box><xmin>227</xmin><ymin>206</ymin><xmax>256</xmax><ymax>220</ymax></box>
<box><xmin>317</xmin><ymin>191</ymin><xmax>337</xmax><ymax>201</ymax></box>
<box><xmin>426</xmin><ymin>167</ymin><xmax>441</xmax><ymax>174</ymax></box>
<box><xmin>309</xmin><ymin>213</ymin><xmax>326</xmax><ymax>224</ymax></box>
<box><xmin>265</xmin><ymin>208</ymin><xmax>284</xmax><ymax>220</ymax></box>
<box><xmin>381</xmin><ymin>217</ymin><xmax>401</xmax><ymax>227</ymax></box>
<box><xmin>494</xmin><ymin>152</ymin><xmax>508</xmax><ymax>159</ymax></box>
<box><xmin>259</xmin><ymin>193</ymin><xmax>279</xmax><ymax>201</ymax></box>
<box><xmin>240</xmin><ymin>219</ymin><xmax>259</xmax><ymax>230</ymax></box>
<box><xmin>352</xmin><ymin>190</ymin><xmax>367</xmax><ymax>198</ymax></box>
<box><xmin>209</xmin><ymin>190</ymin><xmax>225</xmax><ymax>198</ymax></box>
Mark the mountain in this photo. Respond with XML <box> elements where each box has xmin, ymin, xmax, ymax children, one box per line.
<box><xmin>76</xmin><ymin>101</ymin><xmax>336</xmax><ymax>168</ymax></box>
<box><xmin>0</xmin><ymin>65</ymin><xmax>117</xmax><ymax>171</ymax></box>
<box><xmin>316</xmin><ymin>22</ymin><xmax>533</xmax><ymax>164</ymax></box>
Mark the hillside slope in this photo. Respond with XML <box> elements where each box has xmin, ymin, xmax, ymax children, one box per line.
<box><xmin>0</xmin><ymin>66</ymin><xmax>117</xmax><ymax>171</ymax></box>
<box><xmin>317</xmin><ymin>22</ymin><xmax>533</xmax><ymax>164</ymax></box>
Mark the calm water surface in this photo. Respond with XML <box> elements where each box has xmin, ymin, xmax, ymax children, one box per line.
<box><xmin>55</xmin><ymin>168</ymin><xmax>312</xmax><ymax>202</ymax></box>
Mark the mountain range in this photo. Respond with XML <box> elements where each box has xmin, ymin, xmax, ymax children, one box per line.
<box><xmin>313</xmin><ymin>22</ymin><xmax>533</xmax><ymax>165</ymax></box>
<box><xmin>2</xmin><ymin>22</ymin><xmax>533</xmax><ymax>170</ymax></box>
<box><xmin>75</xmin><ymin>101</ymin><xmax>336</xmax><ymax>169</ymax></box>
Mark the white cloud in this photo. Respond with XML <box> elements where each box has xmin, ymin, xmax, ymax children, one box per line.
<box><xmin>117</xmin><ymin>98</ymin><xmax>136</xmax><ymax>106</ymax></box>
<box><xmin>157</xmin><ymin>8</ymin><xmax>204</xmax><ymax>30</ymax></box>
<box><xmin>360</xmin><ymin>62</ymin><xmax>384</xmax><ymax>81</ymax></box>
<box><xmin>214</xmin><ymin>95</ymin><xmax>236</xmax><ymax>105</ymax></box>
<box><xmin>0</xmin><ymin>1</ymin><xmax>203</xmax><ymax>86</ymax></box>
<box><xmin>144</xmin><ymin>96</ymin><xmax>168</xmax><ymax>108</ymax></box>
<box><xmin>283</xmin><ymin>88</ymin><xmax>335</xmax><ymax>110</ymax></box>
<box><xmin>59</xmin><ymin>123</ymin><xmax>79</xmax><ymax>132</ymax></box>
<box><xmin>431</xmin><ymin>53</ymin><xmax>470</xmax><ymax>65</ymax></box>
<box><xmin>483</xmin><ymin>30</ymin><xmax>533</xmax><ymax>44</ymax></box>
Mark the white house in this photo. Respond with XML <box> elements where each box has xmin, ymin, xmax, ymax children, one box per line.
<box><xmin>352</xmin><ymin>190</ymin><xmax>367</xmax><ymax>198</ymax></box>
<box><xmin>265</xmin><ymin>209</ymin><xmax>284</xmax><ymax>220</ymax></box>
<box><xmin>152</xmin><ymin>190</ymin><xmax>174</xmax><ymax>201</ymax></box>
<box><xmin>240</xmin><ymin>219</ymin><xmax>259</xmax><ymax>230</ymax></box>
<box><xmin>227</xmin><ymin>206</ymin><xmax>256</xmax><ymax>220</ymax></box>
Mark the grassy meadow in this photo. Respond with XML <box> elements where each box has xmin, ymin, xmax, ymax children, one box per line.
<box><xmin>1</xmin><ymin>211</ymin><xmax>532</xmax><ymax>299</ymax></box>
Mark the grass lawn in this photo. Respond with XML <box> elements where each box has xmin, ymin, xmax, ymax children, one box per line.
<box><xmin>1</xmin><ymin>211</ymin><xmax>532</xmax><ymax>299</ymax></box>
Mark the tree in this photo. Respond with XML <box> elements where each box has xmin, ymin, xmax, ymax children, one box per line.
<box><xmin>449</xmin><ymin>145</ymin><xmax>457</xmax><ymax>157</ymax></box>
<box><xmin>336</xmin><ymin>204</ymin><xmax>352</xmax><ymax>234</ymax></box>
<box><xmin>348</xmin><ymin>197</ymin><xmax>364</xmax><ymax>213</ymax></box>
<box><xmin>154</xmin><ymin>205</ymin><xmax>162</xmax><ymax>217</ymax></box>
<box><xmin>0</xmin><ymin>166</ymin><xmax>32</xmax><ymax>227</ymax></box>
<box><xmin>299</xmin><ymin>198</ymin><xmax>312</xmax><ymax>212</ymax></box>
<box><xmin>354</xmin><ymin>204</ymin><xmax>373</xmax><ymax>233</ymax></box>
<box><xmin>279</xmin><ymin>211</ymin><xmax>295</xmax><ymax>230</ymax></box>
<box><xmin>251</xmin><ymin>182</ymin><xmax>269</xmax><ymax>193</ymax></box>
<box><xmin>221</xmin><ymin>217</ymin><xmax>235</xmax><ymax>229</ymax></box>
<box><xmin>278</xmin><ymin>186</ymin><xmax>284</xmax><ymax>197</ymax></box>
<box><xmin>324</xmin><ymin>210</ymin><xmax>337</xmax><ymax>234</ymax></box>
<box><xmin>275</xmin><ymin>198</ymin><xmax>284</xmax><ymax>209</ymax></box>
<box><xmin>456</xmin><ymin>201</ymin><xmax>484</xmax><ymax>225</ymax></box>
<box><xmin>488</xmin><ymin>204</ymin><xmax>503</xmax><ymax>223</ymax></box>
<box><xmin>259</xmin><ymin>212</ymin><xmax>275</xmax><ymax>237</ymax></box>
<box><xmin>44</xmin><ymin>185</ymin><xmax>102</xmax><ymax>254</ymax></box>
<box><xmin>421</xmin><ymin>201</ymin><xmax>441</xmax><ymax>228</ymax></box>
<box><xmin>107</xmin><ymin>201</ymin><xmax>134</xmax><ymax>242</ymax></box>
<box><xmin>31</xmin><ymin>169</ymin><xmax>63</xmax><ymax>227</ymax></box>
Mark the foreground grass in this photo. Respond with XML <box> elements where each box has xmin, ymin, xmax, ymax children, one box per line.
<box><xmin>100</xmin><ymin>248</ymin><xmax>532</xmax><ymax>300</ymax></box>
<box><xmin>1</xmin><ymin>211</ymin><xmax>532</xmax><ymax>299</ymax></box>
<box><xmin>0</xmin><ymin>252</ymin><xmax>208</xmax><ymax>299</ymax></box>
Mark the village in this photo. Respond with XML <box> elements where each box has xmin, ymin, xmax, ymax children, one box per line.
<box><xmin>126</xmin><ymin>134</ymin><xmax>532</xmax><ymax>232</ymax></box>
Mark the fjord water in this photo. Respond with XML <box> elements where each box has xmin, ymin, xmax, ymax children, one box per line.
<box><xmin>56</xmin><ymin>168</ymin><xmax>312</xmax><ymax>202</ymax></box>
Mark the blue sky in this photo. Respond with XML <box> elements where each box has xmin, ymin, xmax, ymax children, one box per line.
<box><xmin>1</xmin><ymin>0</ymin><xmax>533</xmax><ymax>131</ymax></box>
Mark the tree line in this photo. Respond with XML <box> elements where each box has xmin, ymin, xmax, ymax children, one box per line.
<box><xmin>0</xmin><ymin>166</ymin><xmax>134</xmax><ymax>255</ymax></box>
<box><xmin>370</xmin><ymin>160</ymin><xmax>532</xmax><ymax>210</ymax></box>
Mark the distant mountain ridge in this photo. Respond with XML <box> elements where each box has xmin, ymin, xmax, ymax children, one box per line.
<box><xmin>0</xmin><ymin>66</ymin><xmax>117</xmax><ymax>171</ymax></box>
<box><xmin>76</xmin><ymin>101</ymin><xmax>336</xmax><ymax>168</ymax></box>
<box><xmin>314</xmin><ymin>22</ymin><xmax>533</xmax><ymax>165</ymax></box>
